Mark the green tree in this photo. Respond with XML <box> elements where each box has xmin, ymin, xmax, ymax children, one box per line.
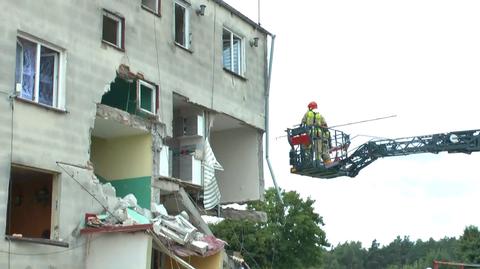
<box><xmin>211</xmin><ymin>188</ymin><xmax>329</xmax><ymax>269</ymax></box>
<box><xmin>382</xmin><ymin>236</ymin><xmax>414</xmax><ymax>267</ymax></box>
<box><xmin>332</xmin><ymin>241</ymin><xmax>367</xmax><ymax>269</ymax></box>
<box><xmin>459</xmin><ymin>225</ymin><xmax>480</xmax><ymax>263</ymax></box>
<box><xmin>365</xmin><ymin>239</ymin><xmax>384</xmax><ymax>269</ymax></box>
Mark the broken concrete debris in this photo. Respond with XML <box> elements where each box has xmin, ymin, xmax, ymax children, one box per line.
<box><xmin>83</xmin><ymin>191</ymin><xmax>224</xmax><ymax>257</ymax></box>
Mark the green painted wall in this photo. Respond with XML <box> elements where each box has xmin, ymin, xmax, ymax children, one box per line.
<box><xmin>109</xmin><ymin>176</ymin><xmax>151</xmax><ymax>209</ymax></box>
<box><xmin>95</xmin><ymin>174</ymin><xmax>151</xmax><ymax>209</ymax></box>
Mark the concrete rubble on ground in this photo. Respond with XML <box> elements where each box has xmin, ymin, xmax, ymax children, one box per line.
<box><xmin>83</xmin><ymin>178</ymin><xmax>225</xmax><ymax>257</ymax></box>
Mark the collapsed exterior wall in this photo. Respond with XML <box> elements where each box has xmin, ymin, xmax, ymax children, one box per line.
<box><xmin>0</xmin><ymin>0</ymin><xmax>270</xmax><ymax>267</ymax></box>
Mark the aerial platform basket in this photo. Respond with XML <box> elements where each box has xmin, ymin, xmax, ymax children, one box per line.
<box><xmin>287</xmin><ymin>125</ymin><xmax>350</xmax><ymax>178</ymax></box>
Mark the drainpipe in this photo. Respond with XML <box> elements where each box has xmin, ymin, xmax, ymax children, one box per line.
<box><xmin>265</xmin><ymin>34</ymin><xmax>283</xmax><ymax>204</ymax></box>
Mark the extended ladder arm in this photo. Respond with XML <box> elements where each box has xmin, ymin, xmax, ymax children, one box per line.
<box><xmin>343</xmin><ymin>129</ymin><xmax>480</xmax><ymax>177</ymax></box>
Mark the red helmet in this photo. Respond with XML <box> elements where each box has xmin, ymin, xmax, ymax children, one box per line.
<box><xmin>308</xmin><ymin>101</ymin><xmax>317</xmax><ymax>110</ymax></box>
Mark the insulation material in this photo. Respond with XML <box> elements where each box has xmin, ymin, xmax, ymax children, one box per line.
<box><xmin>150</xmin><ymin>210</ymin><xmax>224</xmax><ymax>257</ymax></box>
<box><xmin>203</xmin><ymin>138</ymin><xmax>223</xmax><ymax>210</ymax></box>
<box><xmin>189</xmin><ymin>240</ymin><xmax>209</xmax><ymax>255</ymax></box>
<box><xmin>151</xmin><ymin>203</ymin><xmax>168</xmax><ymax>216</ymax></box>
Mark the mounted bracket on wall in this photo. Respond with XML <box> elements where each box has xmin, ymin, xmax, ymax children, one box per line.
<box><xmin>250</xmin><ymin>37</ymin><xmax>259</xmax><ymax>47</ymax></box>
<box><xmin>196</xmin><ymin>4</ymin><xmax>206</xmax><ymax>16</ymax></box>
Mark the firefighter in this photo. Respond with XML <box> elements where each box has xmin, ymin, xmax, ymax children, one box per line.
<box><xmin>301</xmin><ymin>101</ymin><xmax>331</xmax><ymax>164</ymax></box>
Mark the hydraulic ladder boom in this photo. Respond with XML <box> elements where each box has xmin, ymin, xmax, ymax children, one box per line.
<box><xmin>287</xmin><ymin>127</ymin><xmax>480</xmax><ymax>179</ymax></box>
<box><xmin>343</xmin><ymin>129</ymin><xmax>480</xmax><ymax>177</ymax></box>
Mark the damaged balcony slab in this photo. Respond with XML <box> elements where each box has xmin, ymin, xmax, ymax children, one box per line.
<box><xmin>5</xmin><ymin>235</ymin><xmax>69</xmax><ymax>248</ymax></box>
<box><xmin>220</xmin><ymin>208</ymin><xmax>267</xmax><ymax>223</ymax></box>
<box><xmin>155</xmin><ymin>175</ymin><xmax>202</xmax><ymax>194</ymax></box>
<box><xmin>95</xmin><ymin>103</ymin><xmax>152</xmax><ymax>134</ymax></box>
<box><xmin>153</xmin><ymin>177</ymin><xmax>180</xmax><ymax>192</ymax></box>
<box><xmin>162</xmin><ymin>188</ymin><xmax>213</xmax><ymax>236</ymax></box>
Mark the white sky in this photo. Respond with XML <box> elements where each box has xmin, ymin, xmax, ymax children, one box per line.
<box><xmin>224</xmin><ymin>0</ymin><xmax>480</xmax><ymax>247</ymax></box>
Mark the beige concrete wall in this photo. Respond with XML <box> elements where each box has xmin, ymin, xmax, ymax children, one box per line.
<box><xmin>91</xmin><ymin>134</ymin><xmax>152</xmax><ymax>180</ymax></box>
<box><xmin>211</xmin><ymin>127</ymin><xmax>264</xmax><ymax>203</ymax></box>
<box><xmin>188</xmin><ymin>251</ymin><xmax>223</xmax><ymax>269</ymax></box>
<box><xmin>165</xmin><ymin>251</ymin><xmax>223</xmax><ymax>269</ymax></box>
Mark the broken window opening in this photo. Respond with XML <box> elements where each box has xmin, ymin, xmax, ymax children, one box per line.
<box><xmin>209</xmin><ymin>114</ymin><xmax>264</xmax><ymax>204</ymax></box>
<box><xmin>89</xmin><ymin>133</ymin><xmax>153</xmax><ymax>209</ymax></box>
<box><xmin>142</xmin><ymin>0</ymin><xmax>160</xmax><ymax>14</ymax></box>
<box><xmin>101</xmin><ymin>76</ymin><xmax>158</xmax><ymax>117</ymax></box>
<box><xmin>6</xmin><ymin>165</ymin><xmax>58</xmax><ymax>240</ymax></box>
<box><xmin>174</xmin><ymin>1</ymin><xmax>190</xmax><ymax>49</ymax></box>
<box><xmin>102</xmin><ymin>10</ymin><xmax>125</xmax><ymax>49</ymax></box>
<box><xmin>15</xmin><ymin>36</ymin><xmax>62</xmax><ymax>108</ymax></box>
<box><xmin>169</xmin><ymin>95</ymin><xmax>264</xmax><ymax>208</ymax></box>
<box><xmin>222</xmin><ymin>28</ymin><xmax>244</xmax><ymax>76</ymax></box>
<box><xmin>170</xmin><ymin>94</ymin><xmax>205</xmax><ymax>186</ymax></box>
<box><xmin>90</xmin><ymin>100</ymin><xmax>153</xmax><ymax>209</ymax></box>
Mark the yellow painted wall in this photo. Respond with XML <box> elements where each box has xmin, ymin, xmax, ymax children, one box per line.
<box><xmin>90</xmin><ymin>134</ymin><xmax>152</xmax><ymax>180</ymax></box>
<box><xmin>164</xmin><ymin>252</ymin><xmax>223</xmax><ymax>269</ymax></box>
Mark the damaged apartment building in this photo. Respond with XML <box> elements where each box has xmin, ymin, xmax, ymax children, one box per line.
<box><xmin>0</xmin><ymin>0</ymin><xmax>273</xmax><ymax>268</ymax></box>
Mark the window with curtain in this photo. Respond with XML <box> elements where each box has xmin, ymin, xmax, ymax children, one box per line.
<box><xmin>222</xmin><ymin>28</ymin><xmax>244</xmax><ymax>76</ymax></box>
<box><xmin>15</xmin><ymin>36</ymin><xmax>62</xmax><ymax>108</ymax></box>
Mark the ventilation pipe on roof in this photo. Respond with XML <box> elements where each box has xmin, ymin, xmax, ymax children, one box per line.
<box><xmin>265</xmin><ymin>34</ymin><xmax>283</xmax><ymax>204</ymax></box>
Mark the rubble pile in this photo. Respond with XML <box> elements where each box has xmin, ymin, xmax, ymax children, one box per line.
<box><xmin>84</xmin><ymin>191</ymin><xmax>224</xmax><ymax>257</ymax></box>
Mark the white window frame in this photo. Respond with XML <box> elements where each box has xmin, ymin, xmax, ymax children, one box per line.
<box><xmin>173</xmin><ymin>1</ymin><xmax>190</xmax><ymax>49</ymax></box>
<box><xmin>137</xmin><ymin>79</ymin><xmax>157</xmax><ymax>116</ymax></box>
<box><xmin>142</xmin><ymin>0</ymin><xmax>160</xmax><ymax>14</ymax></box>
<box><xmin>16</xmin><ymin>34</ymin><xmax>66</xmax><ymax>110</ymax></box>
<box><xmin>223</xmin><ymin>28</ymin><xmax>245</xmax><ymax>76</ymax></box>
<box><xmin>102</xmin><ymin>10</ymin><xmax>124</xmax><ymax>49</ymax></box>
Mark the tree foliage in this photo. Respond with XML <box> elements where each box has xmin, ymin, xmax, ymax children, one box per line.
<box><xmin>210</xmin><ymin>188</ymin><xmax>329</xmax><ymax>269</ymax></box>
<box><xmin>459</xmin><ymin>225</ymin><xmax>480</xmax><ymax>263</ymax></box>
<box><xmin>211</xmin><ymin>189</ymin><xmax>479</xmax><ymax>269</ymax></box>
<box><xmin>323</xmin><ymin>232</ymin><xmax>477</xmax><ymax>269</ymax></box>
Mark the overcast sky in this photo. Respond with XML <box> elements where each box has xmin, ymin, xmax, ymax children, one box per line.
<box><xmin>224</xmin><ymin>0</ymin><xmax>480</xmax><ymax>247</ymax></box>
